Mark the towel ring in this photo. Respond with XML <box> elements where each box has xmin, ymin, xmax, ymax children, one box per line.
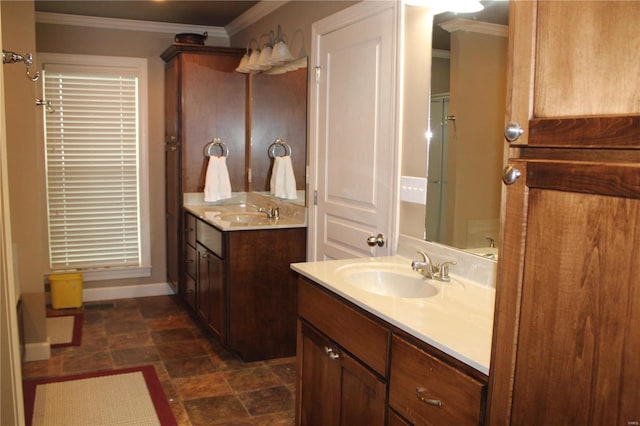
<box><xmin>268</xmin><ymin>138</ymin><xmax>292</xmax><ymax>158</ymax></box>
<box><xmin>204</xmin><ymin>138</ymin><xmax>229</xmax><ymax>158</ymax></box>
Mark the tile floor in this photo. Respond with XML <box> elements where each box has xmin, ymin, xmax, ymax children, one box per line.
<box><xmin>22</xmin><ymin>295</ymin><xmax>296</xmax><ymax>425</ymax></box>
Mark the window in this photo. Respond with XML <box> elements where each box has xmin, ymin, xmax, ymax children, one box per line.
<box><xmin>40</xmin><ymin>54</ymin><xmax>149</xmax><ymax>280</ymax></box>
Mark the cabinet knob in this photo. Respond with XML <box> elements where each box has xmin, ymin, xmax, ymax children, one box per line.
<box><xmin>366</xmin><ymin>233</ymin><xmax>385</xmax><ymax>247</ymax></box>
<box><xmin>502</xmin><ymin>165</ymin><xmax>522</xmax><ymax>185</ymax></box>
<box><xmin>201</xmin><ymin>253</ymin><xmax>210</xmax><ymax>259</ymax></box>
<box><xmin>416</xmin><ymin>387</ymin><xmax>442</xmax><ymax>407</ymax></box>
<box><xmin>324</xmin><ymin>346</ymin><xmax>340</xmax><ymax>360</ymax></box>
<box><xmin>504</xmin><ymin>121</ymin><xmax>524</xmax><ymax>142</ymax></box>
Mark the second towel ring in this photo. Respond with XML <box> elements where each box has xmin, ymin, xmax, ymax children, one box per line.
<box><xmin>268</xmin><ymin>138</ymin><xmax>292</xmax><ymax>158</ymax></box>
<box><xmin>204</xmin><ymin>138</ymin><xmax>229</xmax><ymax>158</ymax></box>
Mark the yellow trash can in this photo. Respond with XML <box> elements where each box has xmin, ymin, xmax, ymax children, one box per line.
<box><xmin>49</xmin><ymin>273</ymin><xmax>83</xmax><ymax>309</ymax></box>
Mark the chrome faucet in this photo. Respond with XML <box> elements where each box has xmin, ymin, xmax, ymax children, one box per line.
<box><xmin>258</xmin><ymin>206</ymin><xmax>280</xmax><ymax>219</ymax></box>
<box><xmin>411</xmin><ymin>250</ymin><xmax>456</xmax><ymax>282</ymax></box>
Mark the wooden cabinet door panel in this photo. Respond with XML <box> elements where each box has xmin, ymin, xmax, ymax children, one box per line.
<box><xmin>490</xmin><ymin>159</ymin><xmax>640</xmax><ymax>425</ymax></box>
<box><xmin>298</xmin><ymin>321</ymin><xmax>386</xmax><ymax>426</ymax></box>
<box><xmin>507</xmin><ymin>1</ymin><xmax>640</xmax><ymax>148</ymax></box>
<box><xmin>197</xmin><ymin>243</ymin><xmax>225</xmax><ymax>342</ymax></box>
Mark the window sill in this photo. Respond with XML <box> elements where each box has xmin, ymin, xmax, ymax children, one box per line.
<box><xmin>49</xmin><ymin>267</ymin><xmax>152</xmax><ymax>283</ymax></box>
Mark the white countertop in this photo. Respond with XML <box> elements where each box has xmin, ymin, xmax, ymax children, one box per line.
<box><xmin>183</xmin><ymin>192</ymin><xmax>307</xmax><ymax>231</ymax></box>
<box><xmin>291</xmin><ymin>255</ymin><xmax>495</xmax><ymax>375</ymax></box>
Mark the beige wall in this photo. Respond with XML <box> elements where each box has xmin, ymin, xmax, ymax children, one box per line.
<box><xmin>398</xmin><ymin>6</ymin><xmax>432</xmax><ymax>239</ymax></box>
<box><xmin>1</xmin><ymin>4</ymin><xmax>27</xmax><ymax>423</ymax></box>
<box><xmin>447</xmin><ymin>30</ymin><xmax>506</xmax><ymax>248</ymax></box>
<box><xmin>35</xmin><ymin>23</ymin><xmax>175</xmax><ymax>291</ymax></box>
<box><xmin>2</xmin><ymin>0</ymin><xmax>48</xmax><ymax>345</ymax></box>
<box><xmin>230</xmin><ymin>1</ymin><xmax>357</xmax><ymax>59</ymax></box>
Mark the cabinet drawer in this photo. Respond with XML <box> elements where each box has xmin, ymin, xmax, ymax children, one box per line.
<box><xmin>197</xmin><ymin>220</ymin><xmax>223</xmax><ymax>257</ymax></box>
<box><xmin>185</xmin><ymin>243</ymin><xmax>196</xmax><ymax>279</ymax></box>
<box><xmin>298</xmin><ymin>278</ymin><xmax>389</xmax><ymax>377</ymax></box>
<box><xmin>389</xmin><ymin>335</ymin><xmax>485</xmax><ymax>425</ymax></box>
<box><xmin>184</xmin><ymin>212</ymin><xmax>196</xmax><ymax>247</ymax></box>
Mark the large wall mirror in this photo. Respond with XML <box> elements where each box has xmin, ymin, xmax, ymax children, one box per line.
<box><xmin>420</xmin><ymin>2</ymin><xmax>509</xmax><ymax>259</ymax></box>
<box><xmin>249</xmin><ymin>64</ymin><xmax>307</xmax><ymax>205</ymax></box>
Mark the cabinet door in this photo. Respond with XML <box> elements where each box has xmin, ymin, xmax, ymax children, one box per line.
<box><xmin>506</xmin><ymin>1</ymin><xmax>640</xmax><ymax>148</ymax></box>
<box><xmin>489</xmin><ymin>159</ymin><xmax>640</xmax><ymax>425</ymax></box>
<box><xmin>310</xmin><ymin>1</ymin><xmax>397</xmax><ymax>260</ymax></box>
<box><xmin>197</xmin><ymin>243</ymin><xmax>225</xmax><ymax>342</ymax></box>
<box><xmin>298</xmin><ymin>322</ymin><xmax>386</xmax><ymax>426</ymax></box>
<box><xmin>164</xmin><ymin>58</ymin><xmax>180</xmax><ymax>293</ymax></box>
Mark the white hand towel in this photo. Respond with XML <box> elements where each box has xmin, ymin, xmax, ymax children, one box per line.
<box><xmin>204</xmin><ymin>156</ymin><xmax>232</xmax><ymax>202</ymax></box>
<box><xmin>270</xmin><ymin>156</ymin><xmax>281</xmax><ymax>196</ymax></box>
<box><xmin>270</xmin><ymin>155</ymin><xmax>297</xmax><ymax>200</ymax></box>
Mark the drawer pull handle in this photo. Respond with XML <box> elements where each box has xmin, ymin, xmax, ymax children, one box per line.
<box><xmin>185</xmin><ymin>259</ymin><xmax>194</xmax><ymax>264</ymax></box>
<box><xmin>324</xmin><ymin>346</ymin><xmax>340</xmax><ymax>360</ymax></box>
<box><xmin>416</xmin><ymin>387</ymin><xmax>442</xmax><ymax>407</ymax></box>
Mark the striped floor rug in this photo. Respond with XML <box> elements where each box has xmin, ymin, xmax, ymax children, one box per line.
<box><xmin>23</xmin><ymin>365</ymin><xmax>177</xmax><ymax>426</ymax></box>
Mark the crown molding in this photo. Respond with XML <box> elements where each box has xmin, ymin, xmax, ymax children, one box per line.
<box><xmin>225</xmin><ymin>1</ymin><xmax>290</xmax><ymax>36</ymax></box>
<box><xmin>35</xmin><ymin>11</ymin><xmax>228</xmax><ymax>41</ymax></box>
<box><xmin>439</xmin><ymin>18</ymin><xmax>508</xmax><ymax>38</ymax></box>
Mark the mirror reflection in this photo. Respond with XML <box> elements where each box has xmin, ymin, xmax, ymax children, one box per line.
<box><xmin>425</xmin><ymin>2</ymin><xmax>509</xmax><ymax>258</ymax></box>
<box><xmin>250</xmin><ymin>64</ymin><xmax>307</xmax><ymax>206</ymax></box>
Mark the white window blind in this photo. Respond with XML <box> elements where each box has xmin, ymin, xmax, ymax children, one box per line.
<box><xmin>42</xmin><ymin>55</ymin><xmax>149</xmax><ymax>277</ymax></box>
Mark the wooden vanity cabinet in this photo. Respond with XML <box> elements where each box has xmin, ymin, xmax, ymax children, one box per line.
<box><xmin>297</xmin><ymin>277</ymin><xmax>488</xmax><ymax>426</ymax></box>
<box><xmin>162</xmin><ymin>45</ymin><xmax>245</xmax><ymax>296</ymax></box>
<box><xmin>185</xmin><ymin>211</ymin><xmax>306</xmax><ymax>361</ymax></box>
<box><xmin>488</xmin><ymin>2</ymin><xmax>640</xmax><ymax>424</ymax></box>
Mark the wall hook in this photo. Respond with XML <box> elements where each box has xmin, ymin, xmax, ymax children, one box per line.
<box><xmin>2</xmin><ymin>50</ymin><xmax>40</xmax><ymax>82</ymax></box>
<box><xmin>35</xmin><ymin>99</ymin><xmax>55</xmax><ymax>113</ymax></box>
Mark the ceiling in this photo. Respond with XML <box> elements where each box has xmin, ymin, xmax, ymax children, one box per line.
<box><xmin>34</xmin><ymin>0</ymin><xmax>509</xmax><ymax>50</ymax></box>
<box><xmin>34</xmin><ymin>1</ymin><xmax>260</xmax><ymax>28</ymax></box>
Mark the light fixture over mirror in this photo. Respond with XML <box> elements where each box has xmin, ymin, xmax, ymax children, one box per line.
<box><xmin>236</xmin><ymin>25</ymin><xmax>302</xmax><ymax>75</ymax></box>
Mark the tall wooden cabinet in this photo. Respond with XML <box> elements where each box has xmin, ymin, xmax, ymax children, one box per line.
<box><xmin>162</xmin><ymin>45</ymin><xmax>245</xmax><ymax>294</ymax></box>
<box><xmin>488</xmin><ymin>2</ymin><xmax>640</xmax><ymax>424</ymax></box>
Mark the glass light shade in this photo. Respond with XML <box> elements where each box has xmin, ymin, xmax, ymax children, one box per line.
<box><xmin>271</xmin><ymin>41</ymin><xmax>294</xmax><ymax>65</ymax></box>
<box><xmin>246</xmin><ymin>49</ymin><xmax>262</xmax><ymax>71</ymax></box>
<box><xmin>257</xmin><ymin>45</ymin><xmax>274</xmax><ymax>69</ymax></box>
<box><xmin>235</xmin><ymin>53</ymin><xmax>251</xmax><ymax>73</ymax></box>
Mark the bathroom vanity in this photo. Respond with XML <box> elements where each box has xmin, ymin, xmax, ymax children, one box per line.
<box><xmin>183</xmin><ymin>196</ymin><xmax>306</xmax><ymax>361</ymax></box>
<box><xmin>292</xmin><ymin>255</ymin><xmax>494</xmax><ymax>425</ymax></box>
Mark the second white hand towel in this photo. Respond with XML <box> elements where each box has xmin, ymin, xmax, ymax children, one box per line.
<box><xmin>204</xmin><ymin>156</ymin><xmax>232</xmax><ymax>202</ymax></box>
<box><xmin>271</xmin><ymin>155</ymin><xmax>297</xmax><ymax>200</ymax></box>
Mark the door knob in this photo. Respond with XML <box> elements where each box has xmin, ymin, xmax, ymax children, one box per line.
<box><xmin>367</xmin><ymin>234</ymin><xmax>385</xmax><ymax>247</ymax></box>
<box><xmin>502</xmin><ymin>165</ymin><xmax>521</xmax><ymax>185</ymax></box>
<box><xmin>504</xmin><ymin>122</ymin><xmax>524</xmax><ymax>142</ymax></box>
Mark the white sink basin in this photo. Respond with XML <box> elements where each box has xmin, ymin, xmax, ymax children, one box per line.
<box><xmin>337</xmin><ymin>263</ymin><xmax>439</xmax><ymax>298</ymax></box>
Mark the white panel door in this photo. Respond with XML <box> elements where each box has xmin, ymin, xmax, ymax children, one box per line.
<box><xmin>309</xmin><ymin>2</ymin><xmax>398</xmax><ymax>261</ymax></box>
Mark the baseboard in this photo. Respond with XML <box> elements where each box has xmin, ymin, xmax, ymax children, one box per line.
<box><xmin>24</xmin><ymin>339</ymin><xmax>51</xmax><ymax>362</ymax></box>
<box><xmin>82</xmin><ymin>283</ymin><xmax>176</xmax><ymax>302</ymax></box>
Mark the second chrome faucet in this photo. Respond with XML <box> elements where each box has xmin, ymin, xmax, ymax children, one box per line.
<box><xmin>411</xmin><ymin>250</ymin><xmax>456</xmax><ymax>282</ymax></box>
